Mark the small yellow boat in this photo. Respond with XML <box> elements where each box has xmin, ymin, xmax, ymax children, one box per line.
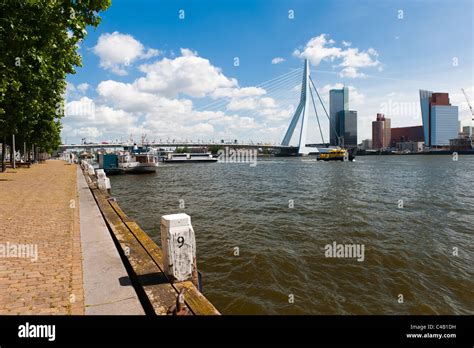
<box><xmin>318</xmin><ymin>149</ymin><xmax>354</xmax><ymax>161</ymax></box>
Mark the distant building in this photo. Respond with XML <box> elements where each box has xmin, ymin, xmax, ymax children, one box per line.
<box><xmin>390</xmin><ymin>126</ymin><xmax>424</xmax><ymax>147</ymax></box>
<box><xmin>396</xmin><ymin>141</ymin><xmax>424</xmax><ymax>153</ymax></box>
<box><xmin>372</xmin><ymin>113</ymin><xmax>391</xmax><ymax>149</ymax></box>
<box><xmin>450</xmin><ymin>137</ymin><xmax>472</xmax><ymax>150</ymax></box>
<box><xmin>359</xmin><ymin>139</ymin><xmax>372</xmax><ymax>150</ymax></box>
<box><xmin>450</xmin><ymin>126</ymin><xmax>473</xmax><ymax>150</ymax></box>
<box><xmin>462</xmin><ymin>126</ymin><xmax>473</xmax><ymax>137</ymax></box>
<box><xmin>329</xmin><ymin>87</ymin><xmax>348</xmax><ymax>146</ymax></box>
<box><xmin>419</xmin><ymin>90</ymin><xmax>459</xmax><ymax>147</ymax></box>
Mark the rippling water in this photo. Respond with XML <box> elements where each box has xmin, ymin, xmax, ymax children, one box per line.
<box><xmin>109</xmin><ymin>155</ymin><xmax>474</xmax><ymax>314</ymax></box>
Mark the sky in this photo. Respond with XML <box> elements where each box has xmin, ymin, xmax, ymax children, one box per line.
<box><xmin>63</xmin><ymin>0</ymin><xmax>474</xmax><ymax>145</ymax></box>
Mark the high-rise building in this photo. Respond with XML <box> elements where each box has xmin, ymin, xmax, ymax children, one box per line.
<box><xmin>372</xmin><ymin>113</ymin><xmax>391</xmax><ymax>149</ymax></box>
<box><xmin>419</xmin><ymin>89</ymin><xmax>433</xmax><ymax>145</ymax></box>
<box><xmin>329</xmin><ymin>87</ymin><xmax>348</xmax><ymax>145</ymax></box>
<box><xmin>419</xmin><ymin>90</ymin><xmax>459</xmax><ymax>147</ymax></box>
<box><xmin>340</xmin><ymin>110</ymin><xmax>358</xmax><ymax>147</ymax></box>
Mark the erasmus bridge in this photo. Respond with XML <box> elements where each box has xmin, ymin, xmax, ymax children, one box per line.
<box><xmin>60</xmin><ymin>60</ymin><xmax>334</xmax><ymax>155</ymax></box>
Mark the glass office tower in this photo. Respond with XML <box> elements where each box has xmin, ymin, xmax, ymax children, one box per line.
<box><xmin>329</xmin><ymin>87</ymin><xmax>349</xmax><ymax>146</ymax></box>
<box><xmin>340</xmin><ymin>110</ymin><xmax>358</xmax><ymax>148</ymax></box>
<box><xmin>419</xmin><ymin>90</ymin><xmax>459</xmax><ymax>146</ymax></box>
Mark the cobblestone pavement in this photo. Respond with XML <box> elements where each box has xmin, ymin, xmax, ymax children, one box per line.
<box><xmin>0</xmin><ymin>160</ymin><xmax>84</xmax><ymax>314</ymax></box>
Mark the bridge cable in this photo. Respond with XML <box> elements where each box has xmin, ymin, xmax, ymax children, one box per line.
<box><xmin>308</xmin><ymin>82</ymin><xmax>325</xmax><ymax>144</ymax></box>
<box><xmin>195</xmin><ymin>69</ymin><xmax>302</xmax><ymax>112</ymax></box>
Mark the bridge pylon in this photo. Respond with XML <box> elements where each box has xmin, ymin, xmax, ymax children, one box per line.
<box><xmin>281</xmin><ymin>59</ymin><xmax>317</xmax><ymax>155</ymax></box>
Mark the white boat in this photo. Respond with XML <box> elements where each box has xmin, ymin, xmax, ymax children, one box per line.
<box><xmin>118</xmin><ymin>152</ymin><xmax>159</xmax><ymax>173</ymax></box>
<box><xmin>163</xmin><ymin>152</ymin><xmax>217</xmax><ymax>163</ymax></box>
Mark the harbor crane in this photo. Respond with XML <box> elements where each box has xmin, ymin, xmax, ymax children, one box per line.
<box><xmin>461</xmin><ymin>88</ymin><xmax>474</xmax><ymax>121</ymax></box>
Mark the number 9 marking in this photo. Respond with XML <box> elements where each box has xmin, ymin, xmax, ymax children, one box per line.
<box><xmin>177</xmin><ymin>236</ymin><xmax>185</xmax><ymax>248</ymax></box>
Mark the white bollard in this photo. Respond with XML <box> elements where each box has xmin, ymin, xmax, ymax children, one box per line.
<box><xmin>161</xmin><ymin>213</ymin><xmax>197</xmax><ymax>285</ymax></box>
<box><xmin>87</xmin><ymin>164</ymin><xmax>95</xmax><ymax>177</ymax></box>
<box><xmin>96</xmin><ymin>169</ymin><xmax>106</xmax><ymax>179</ymax></box>
<box><xmin>95</xmin><ymin>169</ymin><xmax>110</xmax><ymax>192</ymax></box>
<box><xmin>104</xmin><ymin>177</ymin><xmax>111</xmax><ymax>191</ymax></box>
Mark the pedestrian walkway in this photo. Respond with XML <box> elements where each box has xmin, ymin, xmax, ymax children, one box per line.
<box><xmin>0</xmin><ymin>160</ymin><xmax>83</xmax><ymax>314</ymax></box>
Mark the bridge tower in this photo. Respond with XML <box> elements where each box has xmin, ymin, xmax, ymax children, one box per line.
<box><xmin>281</xmin><ymin>59</ymin><xmax>315</xmax><ymax>155</ymax></box>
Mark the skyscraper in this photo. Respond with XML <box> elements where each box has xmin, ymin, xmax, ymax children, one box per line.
<box><xmin>419</xmin><ymin>89</ymin><xmax>433</xmax><ymax>145</ymax></box>
<box><xmin>341</xmin><ymin>110</ymin><xmax>358</xmax><ymax>147</ymax></box>
<box><xmin>329</xmin><ymin>87</ymin><xmax>348</xmax><ymax>146</ymax></box>
<box><xmin>372</xmin><ymin>113</ymin><xmax>391</xmax><ymax>149</ymax></box>
<box><xmin>419</xmin><ymin>90</ymin><xmax>459</xmax><ymax>146</ymax></box>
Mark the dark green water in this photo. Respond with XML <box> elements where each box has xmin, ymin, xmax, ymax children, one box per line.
<box><xmin>109</xmin><ymin>155</ymin><xmax>474</xmax><ymax>314</ymax></box>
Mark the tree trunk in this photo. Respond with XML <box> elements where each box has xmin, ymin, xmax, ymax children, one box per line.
<box><xmin>12</xmin><ymin>134</ymin><xmax>16</xmax><ymax>169</ymax></box>
<box><xmin>9</xmin><ymin>140</ymin><xmax>13</xmax><ymax>167</ymax></box>
<box><xmin>1</xmin><ymin>135</ymin><xmax>6</xmax><ymax>172</ymax></box>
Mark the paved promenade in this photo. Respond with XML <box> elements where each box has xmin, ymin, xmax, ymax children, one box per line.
<box><xmin>0</xmin><ymin>160</ymin><xmax>144</xmax><ymax>314</ymax></box>
<box><xmin>0</xmin><ymin>160</ymin><xmax>83</xmax><ymax>314</ymax></box>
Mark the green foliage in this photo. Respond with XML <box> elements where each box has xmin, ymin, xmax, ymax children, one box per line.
<box><xmin>208</xmin><ymin>145</ymin><xmax>223</xmax><ymax>154</ymax></box>
<box><xmin>176</xmin><ymin>147</ymin><xmax>189</xmax><ymax>153</ymax></box>
<box><xmin>0</xmin><ymin>0</ymin><xmax>110</xmax><ymax>154</ymax></box>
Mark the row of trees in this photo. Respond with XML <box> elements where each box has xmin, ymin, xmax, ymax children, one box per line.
<box><xmin>0</xmin><ymin>0</ymin><xmax>111</xmax><ymax>171</ymax></box>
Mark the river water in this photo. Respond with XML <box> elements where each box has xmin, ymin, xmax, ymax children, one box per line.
<box><xmin>109</xmin><ymin>155</ymin><xmax>474</xmax><ymax>314</ymax></box>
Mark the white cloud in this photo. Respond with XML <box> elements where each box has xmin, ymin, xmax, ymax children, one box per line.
<box><xmin>227</xmin><ymin>96</ymin><xmax>278</xmax><ymax>111</ymax></box>
<box><xmin>135</xmin><ymin>48</ymin><xmax>237</xmax><ymax>98</ymax></box>
<box><xmin>339</xmin><ymin>67</ymin><xmax>366</xmax><ymax>78</ymax></box>
<box><xmin>73</xmin><ymin>127</ymin><xmax>103</xmax><ymax>139</ymax></box>
<box><xmin>293</xmin><ymin>34</ymin><xmax>342</xmax><ymax>66</ymax></box>
<box><xmin>271</xmin><ymin>57</ymin><xmax>285</xmax><ymax>64</ymax></box>
<box><xmin>77</xmin><ymin>83</ymin><xmax>90</xmax><ymax>93</ymax></box>
<box><xmin>65</xmin><ymin>96</ymin><xmax>96</xmax><ymax>120</ymax></box>
<box><xmin>93</xmin><ymin>32</ymin><xmax>160</xmax><ymax>75</ymax></box>
<box><xmin>66</xmin><ymin>82</ymin><xmax>90</xmax><ymax>99</ymax></box>
<box><xmin>212</xmin><ymin>86</ymin><xmax>266</xmax><ymax>99</ymax></box>
<box><xmin>340</xmin><ymin>47</ymin><xmax>379</xmax><ymax>69</ymax></box>
<box><xmin>64</xmin><ymin>97</ymin><xmax>136</xmax><ymax>136</ymax></box>
<box><xmin>342</xmin><ymin>41</ymin><xmax>352</xmax><ymax>47</ymax></box>
<box><xmin>293</xmin><ymin>34</ymin><xmax>380</xmax><ymax>78</ymax></box>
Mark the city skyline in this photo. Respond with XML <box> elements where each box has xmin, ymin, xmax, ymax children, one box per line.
<box><xmin>62</xmin><ymin>0</ymin><xmax>473</xmax><ymax>144</ymax></box>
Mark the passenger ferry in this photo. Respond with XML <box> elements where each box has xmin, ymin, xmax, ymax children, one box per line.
<box><xmin>163</xmin><ymin>152</ymin><xmax>217</xmax><ymax>163</ymax></box>
<box><xmin>318</xmin><ymin>148</ymin><xmax>355</xmax><ymax>161</ymax></box>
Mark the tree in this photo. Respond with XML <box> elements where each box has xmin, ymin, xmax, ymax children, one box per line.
<box><xmin>0</xmin><ymin>0</ymin><xmax>111</xmax><ymax>171</ymax></box>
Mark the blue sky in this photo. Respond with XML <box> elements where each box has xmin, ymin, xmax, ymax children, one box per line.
<box><xmin>63</xmin><ymin>0</ymin><xmax>473</xmax><ymax>144</ymax></box>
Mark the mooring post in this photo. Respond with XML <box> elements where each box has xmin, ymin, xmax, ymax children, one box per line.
<box><xmin>87</xmin><ymin>163</ymin><xmax>95</xmax><ymax>177</ymax></box>
<box><xmin>161</xmin><ymin>213</ymin><xmax>198</xmax><ymax>288</ymax></box>
<box><xmin>95</xmin><ymin>169</ymin><xmax>111</xmax><ymax>193</ymax></box>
